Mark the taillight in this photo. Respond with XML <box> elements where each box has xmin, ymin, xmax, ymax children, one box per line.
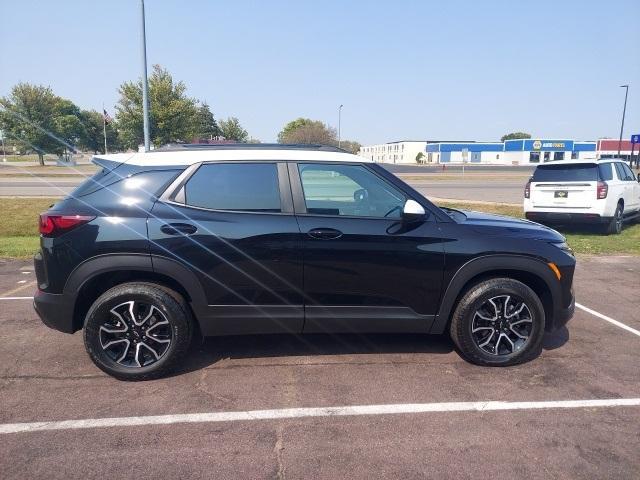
<box><xmin>39</xmin><ymin>213</ymin><xmax>95</xmax><ymax>237</ymax></box>
<box><xmin>524</xmin><ymin>180</ymin><xmax>531</xmax><ymax>199</ymax></box>
<box><xmin>596</xmin><ymin>181</ymin><xmax>608</xmax><ymax>199</ymax></box>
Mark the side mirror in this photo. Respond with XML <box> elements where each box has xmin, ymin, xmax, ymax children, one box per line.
<box><xmin>402</xmin><ymin>199</ymin><xmax>426</xmax><ymax>222</ymax></box>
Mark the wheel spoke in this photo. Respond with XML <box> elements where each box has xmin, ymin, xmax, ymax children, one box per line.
<box><xmin>505</xmin><ymin>303</ymin><xmax>526</xmax><ymax>319</ymax></box>
<box><xmin>509</xmin><ymin>325</ymin><xmax>528</xmax><ymax>339</ymax></box>
<box><xmin>472</xmin><ymin>326</ymin><xmax>494</xmax><ymax>333</ymax></box>
<box><xmin>510</xmin><ymin>318</ymin><xmax>532</xmax><ymax>326</ymax></box>
<box><xmin>478</xmin><ymin>330</ymin><xmax>495</xmax><ymax>348</ymax></box>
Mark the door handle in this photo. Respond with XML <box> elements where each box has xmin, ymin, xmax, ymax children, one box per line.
<box><xmin>161</xmin><ymin>223</ymin><xmax>198</xmax><ymax>236</ymax></box>
<box><xmin>307</xmin><ymin>228</ymin><xmax>343</xmax><ymax>240</ymax></box>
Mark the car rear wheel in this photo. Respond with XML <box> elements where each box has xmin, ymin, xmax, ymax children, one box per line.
<box><xmin>450</xmin><ymin>278</ymin><xmax>545</xmax><ymax>366</ymax></box>
<box><xmin>605</xmin><ymin>203</ymin><xmax>624</xmax><ymax>235</ymax></box>
<box><xmin>83</xmin><ymin>282</ymin><xmax>193</xmax><ymax>381</ymax></box>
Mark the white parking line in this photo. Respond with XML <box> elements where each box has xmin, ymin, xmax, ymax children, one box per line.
<box><xmin>1</xmin><ymin>398</ymin><xmax>639</xmax><ymax>435</ymax></box>
<box><xmin>0</xmin><ymin>296</ymin><xmax>33</xmax><ymax>300</ymax></box>
<box><xmin>576</xmin><ymin>303</ymin><xmax>640</xmax><ymax>338</ymax></box>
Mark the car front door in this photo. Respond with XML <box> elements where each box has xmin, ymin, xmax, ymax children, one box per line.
<box><xmin>290</xmin><ymin>162</ymin><xmax>445</xmax><ymax>334</ymax></box>
<box><xmin>148</xmin><ymin>162</ymin><xmax>304</xmax><ymax>335</ymax></box>
<box><xmin>620</xmin><ymin>163</ymin><xmax>640</xmax><ymax>211</ymax></box>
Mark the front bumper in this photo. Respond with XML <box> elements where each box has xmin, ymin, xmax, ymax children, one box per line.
<box><xmin>525</xmin><ymin>212</ymin><xmax>611</xmax><ymax>225</ymax></box>
<box><xmin>33</xmin><ymin>289</ymin><xmax>76</xmax><ymax>334</ymax></box>
<box><xmin>549</xmin><ymin>287</ymin><xmax>575</xmax><ymax>332</ymax></box>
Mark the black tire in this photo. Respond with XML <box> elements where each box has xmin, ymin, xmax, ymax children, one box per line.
<box><xmin>83</xmin><ymin>282</ymin><xmax>193</xmax><ymax>381</ymax></box>
<box><xmin>604</xmin><ymin>203</ymin><xmax>624</xmax><ymax>235</ymax></box>
<box><xmin>449</xmin><ymin>278</ymin><xmax>545</xmax><ymax>366</ymax></box>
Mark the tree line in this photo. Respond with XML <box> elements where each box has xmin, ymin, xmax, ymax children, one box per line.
<box><xmin>0</xmin><ymin>65</ymin><xmax>362</xmax><ymax>165</ymax></box>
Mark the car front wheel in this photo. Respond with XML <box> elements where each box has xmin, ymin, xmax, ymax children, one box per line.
<box><xmin>83</xmin><ymin>282</ymin><xmax>193</xmax><ymax>380</ymax></box>
<box><xmin>450</xmin><ymin>278</ymin><xmax>545</xmax><ymax>366</ymax></box>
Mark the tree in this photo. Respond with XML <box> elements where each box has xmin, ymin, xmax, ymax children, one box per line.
<box><xmin>501</xmin><ymin>132</ymin><xmax>531</xmax><ymax>142</ymax></box>
<box><xmin>115</xmin><ymin>65</ymin><xmax>199</xmax><ymax>149</ymax></box>
<box><xmin>277</xmin><ymin>118</ymin><xmax>337</xmax><ymax>145</ymax></box>
<box><xmin>0</xmin><ymin>83</ymin><xmax>82</xmax><ymax>165</ymax></box>
<box><xmin>338</xmin><ymin>140</ymin><xmax>361</xmax><ymax>154</ymax></box>
<box><xmin>194</xmin><ymin>102</ymin><xmax>220</xmax><ymax>140</ymax></box>
<box><xmin>415</xmin><ymin>152</ymin><xmax>425</xmax><ymax>164</ymax></box>
<box><xmin>219</xmin><ymin>117</ymin><xmax>249</xmax><ymax>142</ymax></box>
<box><xmin>77</xmin><ymin>109</ymin><xmax>120</xmax><ymax>154</ymax></box>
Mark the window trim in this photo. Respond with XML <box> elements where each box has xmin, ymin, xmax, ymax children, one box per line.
<box><xmin>290</xmin><ymin>161</ymin><xmax>414</xmax><ymax>220</ymax></box>
<box><xmin>159</xmin><ymin>160</ymin><xmax>294</xmax><ymax>215</ymax></box>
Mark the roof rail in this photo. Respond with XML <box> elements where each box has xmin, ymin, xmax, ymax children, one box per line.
<box><xmin>155</xmin><ymin>143</ymin><xmax>348</xmax><ymax>153</ymax></box>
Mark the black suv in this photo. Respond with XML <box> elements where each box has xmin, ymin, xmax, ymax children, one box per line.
<box><xmin>33</xmin><ymin>144</ymin><xmax>575</xmax><ymax>380</ymax></box>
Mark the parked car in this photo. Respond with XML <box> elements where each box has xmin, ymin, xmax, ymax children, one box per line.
<box><xmin>524</xmin><ymin>159</ymin><xmax>640</xmax><ymax>234</ymax></box>
<box><xmin>34</xmin><ymin>144</ymin><xmax>576</xmax><ymax>380</ymax></box>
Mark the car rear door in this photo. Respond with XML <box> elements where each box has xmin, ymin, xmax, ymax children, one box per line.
<box><xmin>615</xmin><ymin>162</ymin><xmax>640</xmax><ymax>211</ymax></box>
<box><xmin>148</xmin><ymin>162</ymin><xmax>304</xmax><ymax>335</ymax></box>
<box><xmin>290</xmin><ymin>161</ymin><xmax>445</xmax><ymax>334</ymax></box>
<box><xmin>530</xmin><ymin>163</ymin><xmax>599</xmax><ymax>210</ymax></box>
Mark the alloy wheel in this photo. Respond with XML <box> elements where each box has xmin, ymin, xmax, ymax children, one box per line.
<box><xmin>99</xmin><ymin>300</ymin><xmax>172</xmax><ymax>368</ymax></box>
<box><xmin>471</xmin><ymin>295</ymin><xmax>533</xmax><ymax>356</ymax></box>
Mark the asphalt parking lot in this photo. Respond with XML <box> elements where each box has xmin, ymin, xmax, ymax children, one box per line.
<box><xmin>0</xmin><ymin>256</ymin><xmax>639</xmax><ymax>479</ymax></box>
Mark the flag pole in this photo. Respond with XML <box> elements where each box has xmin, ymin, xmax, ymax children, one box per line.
<box><xmin>102</xmin><ymin>103</ymin><xmax>108</xmax><ymax>154</ymax></box>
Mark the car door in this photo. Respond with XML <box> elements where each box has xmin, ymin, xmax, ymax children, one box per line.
<box><xmin>619</xmin><ymin>163</ymin><xmax>640</xmax><ymax>211</ymax></box>
<box><xmin>148</xmin><ymin>162</ymin><xmax>304</xmax><ymax>335</ymax></box>
<box><xmin>290</xmin><ymin>161</ymin><xmax>445</xmax><ymax>334</ymax></box>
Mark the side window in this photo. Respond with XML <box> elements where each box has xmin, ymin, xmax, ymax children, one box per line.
<box><xmin>620</xmin><ymin>163</ymin><xmax>636</xmax><ymax>181</ymax></box>
<box><xmin>185</xmin><ymin>163</ymin><xmax>281</xmax><ymax>212</ymax></box>
<box><xmin>613</xmin><ymin>163</ymin><xmax>627</xmax><ymax>181</ymax></box>
<box><xmin>298</xmin><ymin>163</ymin><xmax>406</xmax><ymax>218</ymax></box>
<box><xmin>598</xmin><ymin>163</ymin><xmax>613</xmax><ymax>181</ymax></box>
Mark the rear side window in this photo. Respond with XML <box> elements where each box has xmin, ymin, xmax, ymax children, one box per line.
<box><xmin>70</xmin><ymin>168</ymin><xmax>181</xmax><ymax>199</ymax></box>
<box><xmin>615</xmin><ymin>162</ymin><xmax>636</xmax><ymax>181</ymax></box>
<box><xmin>532</xmin><ymin>164</ymin><xmax>598</xmax><ymax>182</ymax></box>
<box><xmin>185</xmin><ymin>163</ymin><xmax>281</xmax><ymax>212</ymax></box>
<box><xmin>598</xmin><ymin>163</ymin><xmax>613</xmax><ymax>181</ymax></box>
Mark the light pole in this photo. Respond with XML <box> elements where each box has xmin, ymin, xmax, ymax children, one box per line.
<box><xmin>338</xmin><ymin>104</ymin><xmax>343</xmax><ymax>148</ymax></box>
<box><xmin>140</xmin><ymin>0</ymin><xmax>150</xmax><ymax>152</ymax></box>
<box><xmin>618</xmin><ymin>85</ymin><xmax>629</xmax><ymax>157</ymax></box>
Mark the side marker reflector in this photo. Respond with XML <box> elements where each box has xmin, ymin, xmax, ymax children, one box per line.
<box><xmin>548</xmin><ymin>262</ymin><xmax>562</xmax><ymax>280</ymax></box>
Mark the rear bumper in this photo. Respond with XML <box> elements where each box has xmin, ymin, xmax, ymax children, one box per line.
<box><xmin>33</xmin><ymin>289</ymin><xmax>76</xmax><ymax>334</ymax></box>
<box><xmin>525</xmin><ymin>211</ymin><xmax>611</xmax><ymax>225</ymax></box>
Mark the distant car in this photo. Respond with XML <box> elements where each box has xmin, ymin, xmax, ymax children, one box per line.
<box><xmin>33</xmin><ymin>144</ymin><xmax>576</xmax><ymax>380</ymax></box>
<box><xmin>524</xmin><ymin>159</ymin><xmax>640</xmax><ymax>234</ymax></box>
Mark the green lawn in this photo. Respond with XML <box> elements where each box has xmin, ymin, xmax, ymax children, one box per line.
<box><xmin>0</xmin><ymin>197</ymin><xmax>637</xmax><ymax>258</ymax></box>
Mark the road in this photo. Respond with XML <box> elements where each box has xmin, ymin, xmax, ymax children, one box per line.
<box><xmin>0</xmin><ymin>256</ymin><xmax>639</xmax><ymax>478</ymax></box>
<box><xmin>0</xmin><ymin>177</ymin><xmax>527</xmax><ymax>203</ymax></box>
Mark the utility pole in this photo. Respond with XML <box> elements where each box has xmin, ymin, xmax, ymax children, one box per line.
<box><xmin>140</xmin><ymin>0</ymin><xmax>150</xmax><ymax>152</ymax></box>
<box><xmin>618</xmin><ymin>85</ymin><xmax>629</xmax><ymax>157</ymax></box>
<box><xmin>0</xmin><ymin>129</ymin><xmax>6</xmax><ymax>162</ymax></box>
<box><xmin>338</xmin><ymin>104</ymin><xmax>343</xmax><ymax>148</ymax></box>
<box><xmin>102</xmin><ymin>104</ymin><xmax>108</xmax><ymax>154</ymax></box>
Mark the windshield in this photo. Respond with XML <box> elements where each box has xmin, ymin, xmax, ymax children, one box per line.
<box><xmin>532</xmin><ymin>164</ymin><xmax>598</xmax><ymax>182</ymax></box>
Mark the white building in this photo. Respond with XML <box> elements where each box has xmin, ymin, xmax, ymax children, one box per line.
<box><xmin>358</xmin><ymin>141</ymin><xmax>427</xmax><ymax>164</ymax></box>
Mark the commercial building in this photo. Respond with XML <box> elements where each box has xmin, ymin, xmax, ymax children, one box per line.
<box><xmin>358</xmin><ymin>141</ymin><xmax>427</xmax><ymax>164</ymax></box>
<box><xmin>596</xmin><ymin>139</ymin><xmax>639</xmax><ymax>160</ymax></box>
<box><xmin>425</xmin><ymin>139</ymin><xmax>597</xmax><ymax>165</ymax></box>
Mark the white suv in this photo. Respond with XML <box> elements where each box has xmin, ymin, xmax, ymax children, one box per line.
<box><xmin>524</xmin><ymin>159</ymin><xmax>640</xmax><ymax>234</ymax></box>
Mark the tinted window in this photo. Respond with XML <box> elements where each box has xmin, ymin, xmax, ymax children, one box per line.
<box><xmin>619</xmin><ymin>163</ymin><xmax>636</xmax><ymax>181</ymax></box>
<box><xmin>613</xmin><ymin>163</ymin><xmax>627</xmax><ymax>181</ymax></box>
<box><xmin>598</xmin><ymin>163</ymin><xmax>613</xmax><ymax>181</ymax></box>
<box><xmin>185</xmin><ymin>163</ymin><xmax>281</xmax><ymax>212</ymax></box>
<box><xmin>532</xmin><ymin>164</ymin><xmax>598</xmax><ymax>182</ymax></box>
<box><xmin>298</xmin><ymin>163</ymin><xmax>405</xmax><ymax>218</ymax></box>
<box><xmin>71</xmin><ymin>168</ymin><xmax>180</xmax><ymax>198</ymax></box>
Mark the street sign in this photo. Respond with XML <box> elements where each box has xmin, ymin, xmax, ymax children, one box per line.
<box><xmin>631</xmin><ymin>134</ymin><xmax>640</xmax><ymax>144</ymax></box>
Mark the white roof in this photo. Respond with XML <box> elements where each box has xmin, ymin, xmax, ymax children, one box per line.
<box><xmin>94</xmin><ymin>148</ymin><xmax>370</xmax><ymax>167</ymax></box>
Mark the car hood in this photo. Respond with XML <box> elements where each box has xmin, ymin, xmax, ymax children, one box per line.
<box><xmin>457</xmin><ymin>209</ymin><xmax>565</xmax><ymax>242</ymax></box>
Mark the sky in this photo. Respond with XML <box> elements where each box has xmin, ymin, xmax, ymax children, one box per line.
<box><xmin>1</xmin><ymin>0</ymin><xmax>639</xmax><ymax>145</ymax></box>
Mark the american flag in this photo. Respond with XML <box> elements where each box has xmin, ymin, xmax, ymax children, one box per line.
<box><xmin>103</xmin><ymin>109</ymin><xmax>113</xmax><ymax>124</ymax></box>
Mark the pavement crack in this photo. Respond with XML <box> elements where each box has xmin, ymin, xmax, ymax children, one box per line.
<box><xmin>274</xmin><ymin>424</ymin><xmax>286</xmax><ymax>480</ymax></box>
